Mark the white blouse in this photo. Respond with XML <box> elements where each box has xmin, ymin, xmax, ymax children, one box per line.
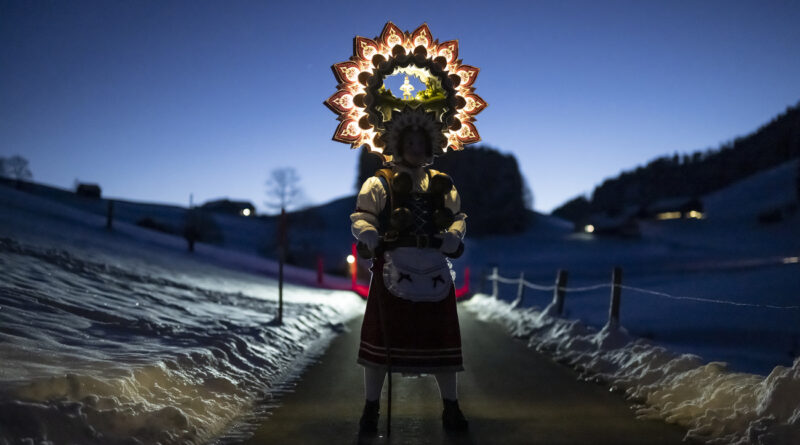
<box><xmin>350</xmin><ymin>164</ymin><xmax>467</xmax><ymax>241</ymax></box>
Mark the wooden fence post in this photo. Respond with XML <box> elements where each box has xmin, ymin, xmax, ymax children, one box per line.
<box><xmin>491</xmin><ymin>267</ymin><xmax>499</xmax><ymax>298</ymax></box>
<box><xmin>608</xmin><ymin>267</ymin><xmax>623</xmax><ymax>329</ymax></box>
<box><xmin>106</xmin><ymin>200</ymin><xmax>114</xmax><ymax>230</ymax></box>
<box><xmin>514</xmin><ymin>272</ymin><xmax>525</xmax><ymax>307</ymax></box>
<box><xmin>552</xmin><ymin>269</ymin><xmax>569</xmax><ymax>316</ymax></box>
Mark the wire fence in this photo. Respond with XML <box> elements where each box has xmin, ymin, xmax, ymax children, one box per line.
<box><xmin>485</xmin><ymin>266</ymin><xmax>800</xmax><ymax>373</ymax></box>
<box><xmin>486</xmin><ymin>268</ymin><xmax>800</xmax><ymax>314</ymax></box>
<box><xmin>618</xmin><ymin>284</ymin><xmax>800</xmax><ymax>310</ymax></box>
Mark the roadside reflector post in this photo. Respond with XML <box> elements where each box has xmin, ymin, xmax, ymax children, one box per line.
<box><xmin>316</xmin><ymin>255</ymin><xmax>324</xmax><ymax>285</ymax></box>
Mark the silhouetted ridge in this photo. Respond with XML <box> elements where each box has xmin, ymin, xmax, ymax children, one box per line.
<box><xmin>553</xmin><ymin>101</ymin><xmax>800</xmax><ymax>222</ymax></box>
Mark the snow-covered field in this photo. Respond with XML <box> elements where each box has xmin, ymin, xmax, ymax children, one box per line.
<box><xmin>465</xmin><ymin>160</ymin><xmax>800</xmax><ymax>376</ymax></box>
<box><xmin>1</xmin><ymin>158</ymin><xmax>797</xmax><ymax>443</ymax></box>
<box><xmin>0</xmin><ymin>185</ymin><xmax>363</xmax><ymax>444</ymax></box>
<box><xmin>464</xmin><ymin>294</ymin><xmax>800</xmax><ymax>445</ymax></box>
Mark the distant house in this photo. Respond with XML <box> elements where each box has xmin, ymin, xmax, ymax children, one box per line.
<box><xmin>75</xmin><ymin>183</ymin><xmax>101</xmax><ymax>198</ymax></box>
<box><xmin>578</xmin><ymin>197</ymin><xmax>705</xmax><ymax>236</ymax></box>
<box><xmin>581</xmin><ymin>205</ymin><xmax>640</xmax><ymax>237</ymax></box>
<box><xmin>642</xmin><ymin>197</ymin><xmax>704</xmax><ymax>221</ymax></box>
<box><xmin>201</xmin><ymin>199</ymin><xmax>256</xmax><ymax>217</ymax></box>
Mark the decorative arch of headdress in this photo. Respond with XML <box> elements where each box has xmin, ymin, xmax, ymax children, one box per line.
<box><xmin>324</xmin><ymin>22</ymin><xmax>487</xmax><ymax>162</ymax></box>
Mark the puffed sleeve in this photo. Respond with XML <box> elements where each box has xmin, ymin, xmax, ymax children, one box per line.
<box><xmin>444</xmin><ymin>184</ymin><xmax>467</xmax><ymax>239</ymax></box>
<box><xmin>350</xmin><ymin>176</ymin><xmax>387</xmax><ymax>240</ymax></box>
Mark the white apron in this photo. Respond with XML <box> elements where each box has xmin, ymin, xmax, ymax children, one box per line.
<box><xmin>382</xmin><ymin>247</ymin><xmax>455</xmax><ymax>302</ymax></box>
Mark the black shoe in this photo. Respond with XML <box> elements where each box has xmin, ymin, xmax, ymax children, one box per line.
<box><xmin>442</xmin><ymin>399</ymin><xmax>469</xmax><ymax>432</ymax></box>
<box><xmin>359</xmin><ymin>400</ymin><xmax>380</xmax><ymax>434</ymax></box>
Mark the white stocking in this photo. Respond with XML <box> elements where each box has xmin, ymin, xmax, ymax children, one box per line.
<box><xmin>364</xmin><ymin>367</ymin><xmax>386</xmax><ymax>402</ymax></box>
<box><xmin>434</xmin><ymin>372</ymin><xmax>458</xmax><ymax>401</ymax></box>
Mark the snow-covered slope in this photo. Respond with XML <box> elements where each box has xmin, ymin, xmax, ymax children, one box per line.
<box><xmin>704</xmin><ymin>159</ymin><xmax>798</xmax><ymax>221</ymax></box>
<box><xmin>638</xmin><ymin>159</ymin><xmax>800</xmax><ymax>254</ymax></box>
<box><xmin>1</xmin><ymin>156</ymin><xmax>797</xmax><ymax>442</ymax></box>
<box><xmin>464</xmin><ymin>162</ymin><xmax>799</xmax><ymax>442</ymax></box>
<box><xmin>468</xmin><ymin>160</ymin><xmax>799</xmax><ymax>375</ymax></box>
<box><xmin>0</xmin><ymin>185</ymin><xmax>363</xmax><ymax>444</ymax></box>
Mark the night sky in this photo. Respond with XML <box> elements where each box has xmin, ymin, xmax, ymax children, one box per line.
<box><xmin>2</xmin><ymin>0</ymin><xmax>800</xmax><ymax>213</ymax></box>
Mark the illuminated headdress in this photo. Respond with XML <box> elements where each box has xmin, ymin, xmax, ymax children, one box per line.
<box><xmin>324</xmin><ymin>22</ymin><xmax>487</xmax><ymax>162</ymax></box>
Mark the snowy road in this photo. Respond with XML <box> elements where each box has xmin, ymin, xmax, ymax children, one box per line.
<box><xmin>238</xmin><ymin>310</ymin><xmax>690</xmax><ymax>444</ymax></box>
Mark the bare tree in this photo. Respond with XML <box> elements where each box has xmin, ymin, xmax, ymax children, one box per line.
<box><xmin>265</xmin><ymin>167</ymin><xmax>305</xmax><ymax>212</ymax></box>
<box><xmin>264</xmin><ymin>167</ymin><xmax>306</xmax><ymax>325</ymax></box>
<box><xmin>1</xmin><ymin>156</ymin><xmax>32</xmax><ymax>181</ymax></box>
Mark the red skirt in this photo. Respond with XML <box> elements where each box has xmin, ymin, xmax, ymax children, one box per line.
<box><xmin>357</xmin><ymin>258</ymin><xmax>464</xmax><ymax>373</ymax></box>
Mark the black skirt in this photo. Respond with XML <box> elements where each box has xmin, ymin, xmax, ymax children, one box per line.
<box><xmin>357</xmin><ymin>257</ymin><xmax>464</xmax><ymax>373</ymax></box>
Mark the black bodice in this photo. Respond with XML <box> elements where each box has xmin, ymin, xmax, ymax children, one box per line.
<box><xmin>405</xmin><ymin>193</ymin><xmax>438</xmax><ymax>236</ymax></box>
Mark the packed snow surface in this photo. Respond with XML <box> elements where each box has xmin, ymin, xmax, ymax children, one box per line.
<box><xmin>464</xmin><ymin>294</ymin><xmax>800</xmax><ymax>444</ymax></box>
<box><xmin>0</xmin><ymin>185</ymin><xmax>363</xmax><ymax>444</ymax></box>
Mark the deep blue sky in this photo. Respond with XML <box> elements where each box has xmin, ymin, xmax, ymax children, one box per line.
<box><xmin>2</xmin><ymin>1</ymin><xmax>799</xmax><ymax>213</ymax></box>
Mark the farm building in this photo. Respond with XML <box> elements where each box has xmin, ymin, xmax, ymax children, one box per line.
<box><xmin>201</xmin><ymin>199</ymin><xmax>256</xmax><ymax>217</ymax></box>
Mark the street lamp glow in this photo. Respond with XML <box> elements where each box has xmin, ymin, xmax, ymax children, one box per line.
<box><xmin>241</xmin><ymin>208</ymin><xmax>251</xmax><ymax>216</ymax></box>
<box><xmin>584</xmin><ymin>224</ymin><xmax>595</xmax><ymax>233</ymax></box>
<box><xmin>347</xmin><ymin>254</ymin><xmax>356</xmax><ymax>264</ymax></box>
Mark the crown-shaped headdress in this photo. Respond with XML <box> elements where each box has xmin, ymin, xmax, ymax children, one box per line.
<box><xmin>324</xmin><ymin>22</ymin><xmax>487</xmax><ymax>162</ymax></box>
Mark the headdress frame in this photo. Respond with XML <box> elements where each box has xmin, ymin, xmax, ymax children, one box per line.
<box><xmin>324</xmin><ymin>22</ymin><xmax>488</xmax><ymax>163</ymax></box>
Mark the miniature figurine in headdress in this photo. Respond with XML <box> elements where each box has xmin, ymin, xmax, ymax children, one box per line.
<box><xmin>325</xmin><ymin>21</ymin><xmax>487</xmax><ymax>435</ymax></box>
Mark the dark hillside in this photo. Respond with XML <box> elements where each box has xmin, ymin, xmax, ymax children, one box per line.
<box><xmin>554</xmin><ymin>102</ymin><xmax>800</xmax><ymax>221</ymax></box>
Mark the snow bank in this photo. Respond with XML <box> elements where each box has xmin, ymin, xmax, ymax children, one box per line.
<box><xmin>0</xmin><ymin>236</ymin><xmax>363</xmax><ymax>445</ymax></box>
<box><xmin>464</xmin><ymin>294</ymin><xmax>800</xmax><ymax>444</ymax></box>
<box><xmin>0</xmin><ymin>181</ymin><xmax>365</xmax><ymax>445</ymax></box>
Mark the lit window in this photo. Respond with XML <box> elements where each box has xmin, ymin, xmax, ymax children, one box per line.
<box><xmin>656</xmin><ymin>212</ymin><xmax>681</xmax><ymax>220</ymax></box>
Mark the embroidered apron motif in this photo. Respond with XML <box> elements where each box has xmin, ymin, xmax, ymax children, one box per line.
<box><xmin>383</xmin><ymin>247</ymin><xmax>455</xmax><ymax>302</ymax></box>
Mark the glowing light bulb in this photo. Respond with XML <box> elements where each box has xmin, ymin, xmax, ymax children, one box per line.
<box><xmin>347</xmin><ymin>254</ymin><xmax>356</xmax><ymax>264</ymax></box>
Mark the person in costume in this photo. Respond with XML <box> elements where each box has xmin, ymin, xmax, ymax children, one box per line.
<box><xmin>350</xmin><ymin>108</ymin><xmax>468</xmax><ymax>433</ymax></box>
<box><xmin>324</xmin><ymin>21</ymin><xmax>487</xmax><ymax>435</ymax></box>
